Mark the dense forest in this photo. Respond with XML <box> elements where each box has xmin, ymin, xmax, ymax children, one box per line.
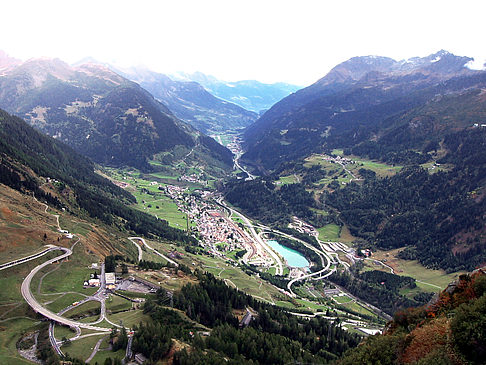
<box><xmin>329</xmin><ymin>269</ymin><xmax>433</xmax><ymax>315</ymax></box>
<box><xmin>324</xmin><ymin>128</ymin><xmax>486</xmax><ymax>272</ymax></box>
<box><xmin>338</xmin><ymin>270</ymin><xmax>486</xmax><ymax>364</ymax></box>
<box><xmin>0</xmin><ymin>108</ymin><xmax>195</xmax><ymax>244</ymax></box>
<box><xmin>134</xmin><ymin>271</ymin><xmax>361</xmax><ymax>364</ymax></box>
<box><xmin>224</xmin><ymin>178</ymin><xmax>325</xmax><ymax>226</ymax></box>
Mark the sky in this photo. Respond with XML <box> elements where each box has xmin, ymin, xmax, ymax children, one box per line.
<box><xmin>1</xmin><ymin>0</ymin><xmax>485</xmax><ymax>86</ymax></box>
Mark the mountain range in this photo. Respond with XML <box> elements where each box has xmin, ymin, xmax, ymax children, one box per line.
<box><xmin>0</xmin><ymin>55</ymin><xmax>233</xmax><ymax>171</ymax></box>
<box><xmin>242</xmin><ymin>50</ymin><xmax>485</xmax><ymax>171</ymax></box>
<box><xmin>117</xmin><ymin>66</ymin><xmax>258</xmax><ymax>134</ymax></box>
<box><xmin>172</xmin><ymin>71</ymin><xmax>301</xmax><ymax>113</ymax></box>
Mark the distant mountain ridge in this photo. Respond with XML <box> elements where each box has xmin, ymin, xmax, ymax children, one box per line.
<box><xmin>117</xmin><ymin>66</ymin><xmax>258</xmax><ymax>134</ymax></box>
<box><xmin>0</xmin><ymin>54</ymin><xmax>232</xmax><ymax>171</ymax></box>
<box><xmin>242</xmin><ymin>50</ymin><xmax>485</xmax><ymax>171</ymax></box>
<box><xmin>172</xmin><ymin>71</ymin><xmax>301</xmax><ymax>113</ymax></box>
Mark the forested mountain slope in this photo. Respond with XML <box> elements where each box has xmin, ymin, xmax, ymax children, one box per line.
<box><xmin>242</xmin><ymin>51</ymin><xmax>485</xmax><ymax>171</ymax></box>
<box><xmin>0</xmin><ymin>108</ymin><xmax>195</xmax><ymax>243</ymax></box>
<box><xmin>0</xmin><ymin>56</ymin><xmax>232</xmax><ymax>170</ymax></box>
<box><xmin>339</xmin><ymin>269</ymin><xmax>486</xmax><ymax>365</ymax></box>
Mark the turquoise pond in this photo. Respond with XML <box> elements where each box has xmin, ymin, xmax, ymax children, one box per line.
<box><xmin>266</xmin><ymin>240</ymin><xmax>309</xmax><ymax>268</ymax></box>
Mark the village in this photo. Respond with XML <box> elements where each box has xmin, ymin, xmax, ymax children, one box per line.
<box><xmin>163</xmin><ymin>184</ymin><xmax>271</xmax><ymax>266</ymax></box>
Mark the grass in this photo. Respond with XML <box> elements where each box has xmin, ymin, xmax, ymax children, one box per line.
<box><xmin>107</xmin><ymin>172</ymin><xmax>195</xmax><ymax>229</ymax></box>
<box><xmin>276</xmin><ymin>175</ymin><xmax>299</xmax><ymax>185</ymax></box>
<box><xmin>90</xmin><ymin>348</ymin><xmax>125</xmax><ymax>364</ymax></box>
<box><xmin>35</xmin><ymin>244</ymin><xmax>98</xmax><ymax>296</ymax></box>
<box><xmin>0</xmin><ymin>318</ymin><xmax>41</xmax><ymax>365</ymax></box>
<box><xmin>347</xmin><ymin>157</ymin><xmax>403</xmax><ymax>178</ymax></box>
<box><xmin>275</xmin><ymin>300</ymin><xmax>297</xmax><ymax>309</ymax></box>
<box><xmin>54</xmin><ymin>325</ymin><xmax>77</xmax><ymax>340</ymax></box>
<box><xmin>46</xmin><ymin>292</ymin><xmax>87</xmax><ymax>313</ymax></box>
<box><xmin>371</xmin><ymin>248</ymin><xmax>465</xmax><ymax>290</ymax></box>
<box><xmin>64</xmin><ymin>300</ymin><xmax>100</xmax><ymax>319</ymax></box>
<box><xmin>0</xmin><ymin>244</ymin><xmax>50</xmax><ymax>266</ymax></box>
<box><xmin>306</xmin><ymin>152</ymin><xmax>402</xmax><ymax>179</ymax></box>
<box><xmin>317</xmin><ymin>224</ymin><xmax>341</xmax><ymax>241</ymax></box>
<box><xmin>106</xmin><ymin>295</ymin><xmax>132</xmax><ymax>313</ymax></box>
<box><xmin>0</xmin><ymin>252</ymin><xmax>60</xmax><ymax>304</ymax></box>
<box><xmin>61</xmin><ymin>333</ymin><xmax>106</xmax><ymax>362</ymax></box>
<box><xmin>294</xmin><ymin>298</ymin><xmax>329</xmax><ymax>312</ymax></box>
<box><xmin>194</xmin><ymin>255</ymin><xmax>283</xmax><ymax>304</ymax></box>
<box><xmin>332</xmin><ymin>294</ymin><xmax>352</xmax><ymax>304</ymax></box>
<box><xmin>107</xmin><ymin>309</ymin><xmax>151</xmax><ymax>328</ymax></box>
<box><xmin>341</xmin><ymin>301</ymin><xmax>376</xmax><ymax>317</ymax></box>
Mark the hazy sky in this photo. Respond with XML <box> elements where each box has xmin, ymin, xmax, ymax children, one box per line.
<box><xmin>1</xmin><ymin>0</ymin><xmax>485</xmax><ymax>85</ymax></box>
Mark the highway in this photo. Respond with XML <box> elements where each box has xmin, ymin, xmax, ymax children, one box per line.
<box><xmin>233</xmin><ymin>151</ymin><xmax>255</xmax><ymax>180</ymax></box>
<box><xmin>20</xmin><ymin>246</ymin><xmax>111</xmax><ymax>332</ymax></box>
<box><xmin>0</xmin><ymin>245</ymin><xmax>57</xmax><ymax>271</ymax></box>
<box><xmin>218</xmin><ymin>199</ymin><xmax>284</xmax><ymax>275</ymax></box>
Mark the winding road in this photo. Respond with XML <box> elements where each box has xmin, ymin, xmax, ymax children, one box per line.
<box><xmin>128</xmin><ymin>237</ymin><xmax>179</xmax><ymax>267</ymax></box>
<box><xmin>20</xmin><ymin>247</ymin><xmax>111</xmax><ymax>332</ymax></box>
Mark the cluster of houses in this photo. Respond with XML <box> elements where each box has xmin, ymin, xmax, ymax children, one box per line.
<box><xmin>226</xmin><ymin>136</ymin><xmax>243</xmax><ymax>155</ymax></box>
<box><xmin>83</xmin><ymin>269</ymin><xmax>117</xmax><ymax>289</ymax></box>
<box><xmin>197</xmin><ymin>210</ymin><xmax>252</xmax><ymax>252</ymax></box>
<box><xmin>321</xmin><ymin>154</ymin><xmax>356</xmax><ymax>165</ymax></box>
<box><xmin>57</xmin><ymin>228</ymin><xmax>73</xmax><ymax>239</ymax></box>
<box><xmin>179</xmin><ymin>173</ymin><xmax>207</xmax><ymax>185</ymax></box>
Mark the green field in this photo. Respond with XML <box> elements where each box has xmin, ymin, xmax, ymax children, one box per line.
<box><xmin>90</xmin><ymin>347</ymin><xmax>125</xmax><ymax>365</ymax></box>
<box><xmin>294</xmin><ymin>298</ymin><xmax>329</xmax><ymax>312</ymax></box>
<box><xmin>34</xmin><ymin>244</ymin><xmax>98</xmax><ymax>297</ymax></box>
<box><xmin>306</xmin><ymin>152</ymin><xmax>402</xmax><ymax>179</ymax></box>
<box><xmin>54</xmin><ymin>325</ymin><xmax>77</xmax><ymax>340</ymax></box>
<box><xmin>61</xmin><ymin>334</ymin><xmax>106</xmax><ymax>362</ymax></box>
<box><xmin>106</xmin><ymin>170</ymin><xmax>196</xmax><ymax>230</ymax></box>
<box><xmin>347</xmin><ymin>159</ymin><xmax>402</xmax><ymax>177</ymax></box>
<box><xmin>0</xmin><ymin>318</ymin><xmax>41</xmax><ymax>365</ymax></box>
<box><xmin>107</xmin><ymin>309</ymin><xmax>151</xmax><ymax>328</ymax></box>
<box><xmin>106</xmin><ymin>295</ymin><xmax>132</xmax><ymax>313</ymax></box>
<box><xmin>340</xmin><ymin>301</ymin><xmax>377</xmax><ymax>317</ymax></box>
<box><xmin>193</xmin><ymin>255</ymin><xmax>285</xmax><ymax>305</ymax></box>
<box><xmin>276</xmin><ymin>175</ymin><xmax>300</xmax><ymax>185</ymax></box>
<box><xmin>332</xmin><ymin>294</ymin><xmax>352</xmax><ymax>304</ymax></box>
<box><xmin>371</xmin><ymin>249</ymin><xmax>465</xmax><ymax>290</ymax></box>
<box><xmin>64</xmin><ymin>300</ymin><xmax>101</xmax><ymax>319</ymax></box>
<box><xmin>317</xmin><ymin>224</ymin><xmax>341</xmax><ymax>241</ymax></box>
<box><xmin>46</xmin><ymin>292</ymin><xmax>87</xmax><ymax>313</ymax></box>
<box><xmin>0</xmin><ymin>254</ymin><xmax>72</xmax><ymax>363</ymax></box>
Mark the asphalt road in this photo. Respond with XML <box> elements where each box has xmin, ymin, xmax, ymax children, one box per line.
<box><xmin>128</xmin><ymin>237</ymin><xmax>179</xmax><ymax>267</ymax></box>
<box><xmin>20</xmin><ymin>246</ymin><xmax>111</xmax><ymax>332</ymax></box>
<box><xmin>0</xmin><ymin>246</ymin><xmax>57</xmax><ymax>271</ymax></box>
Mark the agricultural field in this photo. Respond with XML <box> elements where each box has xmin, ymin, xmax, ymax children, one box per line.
<box><xmin>33</xmin><ymin>244</ymin><xmax>98</xmax><ymax>299</ymax></box>
<box><xmin>276</xmin><ymin>174</ymin><xmax>300</xmax><ymax>185</ymax></box>
<box><xmin>45</xmin><ymin>292</ymin><xmax>87</xmax><ymax>313</ymax></box>
<box><xmin>103</xmin><ymin>168</ymin><xmax>199</xmax><ymax>230</ymax></box>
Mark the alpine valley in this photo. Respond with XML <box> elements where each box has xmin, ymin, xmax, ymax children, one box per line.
<box><xmin>0</xmin><ymin>49</ymin><xmax>485</xmax><ymax>365</ymax></box>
